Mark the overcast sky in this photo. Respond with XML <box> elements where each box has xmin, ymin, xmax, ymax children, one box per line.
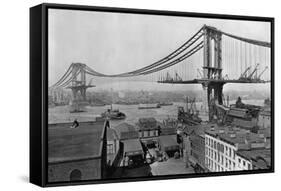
<box><xmin>48</xmin><ymin>9</ymin><xmax>271</xmax><ymax>92</ymax></box>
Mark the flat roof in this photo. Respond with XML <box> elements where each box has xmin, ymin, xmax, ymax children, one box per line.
<box><xmin>48</xmin><ymin>121</ymin><xmax>106</xmax><ymax>163</ymax></box>
<box><xmin>237</xmin><ymin>149</ymin><xmax>271</xmax><ymax>168</ymax></box>
<box><xmin>232</xmin><ymin>118</ymin><xmax>256</xmax><ymax>129</ymax></box>
<box><xmin>205</xmin><ymin>124</ymin><xmax>266</xmax><ymax>148</ymax></box>
<box><xmin>137</xmin><ymin>117</ymin><xmax>160</xmax><ymax>130</ymax></box>
<box><xmin>114</xmin><ymin>122</ymin><xmax>138</xmax><ymax>140</ymax></box>
<box><xmin>183</xmin><ymin>123</ymin><xmax>217</xmax><ymax>136</ymax></box>
<box><xmin>159</xmin><ymin>135</ymin><xmax>179</xmax><ymax>148</ymax></box>
<box><xmin>123</xmin><ymin>139</ymin><xmax>143</xmax><ymax>156</ymax></box>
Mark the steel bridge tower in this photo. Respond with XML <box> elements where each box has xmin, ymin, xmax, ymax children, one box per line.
<box><xmin>202</xmin><ymin>26</ymin><xmax>224</xmax><ymax>120</ymax></box>
<box><xmin>67</xmin><ymin>63</ymin><xmax>95</xmax><ymax>102</ymax></box>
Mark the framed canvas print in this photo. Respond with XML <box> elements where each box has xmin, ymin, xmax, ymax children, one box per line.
<box><xmin>30</xmin><ymin>3</ymin><xmax>274</xmax><ymax>187</ymax></box>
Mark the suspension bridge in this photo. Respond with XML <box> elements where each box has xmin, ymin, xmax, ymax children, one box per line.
<box><xmin>49</xmin><ymin>25</ymin><xmax>271</xmax><ymax>119</ymax></box>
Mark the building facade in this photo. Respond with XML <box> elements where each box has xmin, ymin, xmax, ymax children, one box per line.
<box><xmin>48</xmin><ymin>120</ymin><xmax>108</xmax><ymax>182</ymax></box>
<box><xmin>204</xmin><ymin>125</ymin><xmax>269</xmax><ymax>172</ymax></box>
<box><xmin>107</xmin><ymin>127</ymin><xmax>120</xmax><ymax>168</ymax></box>
<box><xmin>205</xmin><ymin>132</ymin><xmax>238</xmax><ymax>172</ymax></box>
<box><xmin>257</xmin><ymin>108</ymin><xmax>271</xmax><ymax>129</ymax></box>
<box><xmin>137</xmin><ymin>118</ymin><xmax>161</xmax><ymax>146</ymax></box>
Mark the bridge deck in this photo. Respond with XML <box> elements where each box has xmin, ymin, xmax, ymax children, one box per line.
<box><xmin>157</xmin><ymin>78</ymin><xmax>270</xmax><ymax>84</ymax></box>
<box><xmin>66</xmin><ymin>85</ymin><xmax>95</xmax><ymax>89</ymax></box>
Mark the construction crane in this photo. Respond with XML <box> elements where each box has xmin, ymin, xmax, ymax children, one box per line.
<box><xmin>239</xmin><ymin>63</ymin><xmax>260</xmax><ymax>81</ymax></box>
<box><xmin>257</xmin><ymin>66</ymin><xmax>268</xmax><ymax>79</ymax></box>
<box><xmin>185</xmin><ymin>96</ymin><xmax>198</xmax><ymax>115</ymax></box>
<box><xmin>247</xmin><ymin>63</ymin><xmax>260</xmax><ymax>80</ymax></box>
<box><xmin>175</xmin><ymin>71</ymin><xmax>182</xmax><ymax>81</ymax></box>
<box><xmin>166</xmin><ymin>72</ymin><xmax>172</xmax><ymax>82</ymax></box>
<box><xmin>239</xmin><ymin>66</ymin><xmax>251</xmax><ymax>80</ymax></box>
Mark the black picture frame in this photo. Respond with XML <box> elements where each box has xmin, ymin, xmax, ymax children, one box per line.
<box><xmin>30</xmin><ymin>3</ymin><xmax>274</xmax><ymax>187</ymax></box>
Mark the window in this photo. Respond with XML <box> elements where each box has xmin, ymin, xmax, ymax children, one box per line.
<box><xmin>214</xmin><ymin>152</ymin><xmax>216</xmax><ymax>160</ymax></box>
<box><xmin>70</xmin><ymin>169</ymin><xmax>82</xmax><ymax>181</ymax></box>
<box><xmin>238</xmin><ymin>158</ymin><xmax>241</xmax><ymax>163</ymax></box>
<box><xmin>214</xmin><ymin>141</ymin><xmax>217</xmax><ymax>149</ymax></box>
<box><xmin>248</xmin><ymin>163</ymin><xmax>251</xmax><ymax>170</ymax></box>
<box><xmin>107</xmin><ymin>144</ymin><xmax>114</xmax><ymax>154</ymax></box>
<box><xmin>243</xmin><ymin>160</ymin><xmax>246</xmax><ymax>166</ymax></box>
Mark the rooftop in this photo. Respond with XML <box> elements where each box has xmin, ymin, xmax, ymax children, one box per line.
<box><xmin>48</xmin><ymin>121</ymin><xmax>107</xmax><ymax>163</ymax></box>
<box><xmin>231</xmin><ymin>118</ymin><xmax>257</xmax><ymax>130</ymax></box>
<box><xmin>107</xmin><ymin>127</ymin><xmax>119</xmax><ymax>141</ymax></box>
<box><xmin>137</xmin><ymin>117</ymin><xmax>160</xmax><ymax>130</ymax></box>
<box><xmin>139</xmin><ymin>117</ymin><xmax>157</xmax><ymax>124</ymax></box>
<box><xmin>159</xmin><ymin>135</ymin><xmax>179</xmax><ymax>148</ymax></box>
<box><xmin>259</xmin><ymin>107</ymin><xmax>271</xmax><ymax>116</ymax></box>
<box><xmin>114</xmin><ymin>122</ymin><xmax>138</xmax><ymax>140</ymax></box>
<box><xmin>237</xmin><ymin>149</ymin><xmax>271</xmax><ymax>169</ymax></box>
<box><xmin>183</xmin><ymin>123</ymin><xmax>218</xmax><ymax>136</ymax></box>
<box><xmin>123</xmin><ymin>139</ymin><xmax>144</xmax><ymax>156</ymax></box>
<box><xmin>205</xmin><ymin>124</ymin><xmax>266</xmax><ymax>148</ymax></box>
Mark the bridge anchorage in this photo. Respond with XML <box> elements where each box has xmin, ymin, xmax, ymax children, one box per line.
<box><xmin>50</xmin><ymin>24</ymin><xmax>271</xmax><ymax>119</ymax></box>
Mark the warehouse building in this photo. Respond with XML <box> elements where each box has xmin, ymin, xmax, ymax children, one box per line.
<box><xmin>48</xmin><ymin>120</ymin><xmax>108</xmax><ymax>182</ymax></box>
<box><xmin>205</xmin><ymin>125</ymin><xmax>270</xmax><ymax>172</ymax></box>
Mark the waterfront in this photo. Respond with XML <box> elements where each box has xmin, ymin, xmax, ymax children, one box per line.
<box><xmin>48</xmin><ymin>99</ymin><xmax>266</xmax><ymax>127</ymax></box>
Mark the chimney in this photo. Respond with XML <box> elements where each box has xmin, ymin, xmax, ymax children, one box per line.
<box><xmin>219</xmin><ymin>130</ymin><xmax>225</xmax><ymax>134</ymax></box>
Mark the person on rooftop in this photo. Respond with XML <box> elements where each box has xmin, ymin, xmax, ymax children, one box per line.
<box><xmin>71</xmin><ymin>119</ymin><xmax>79</xmax><ymax>128</ymax></box>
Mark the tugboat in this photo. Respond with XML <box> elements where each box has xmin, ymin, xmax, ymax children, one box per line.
<box><xmin>101</xmin><ymin>105</ymin><xmax>126</xmax><ymax>120</ymax></box>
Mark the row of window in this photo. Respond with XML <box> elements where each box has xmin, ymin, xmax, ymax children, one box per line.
<box><xmin>205</xmin><ymin>136</ymin><xmax>235</xmax><ymax>159</ymax></box>
<box><xmin>139</xmin><ymin>130</ymin><xmax>158</xmax><ymax>137</ymax></box>
<box><xmin>238</xmin><ymin>157</ymin><xmax>251</xmax><ymax>169</ymax></box>
<box><xmin>205</xmin><ymin>150</ymin><xmax>236</xmax><ymax>169</ymax></box>
<box><xmin>206</xmin><ymin>157</ymin><xmax>236</xmax><ymax>171</ymax></box>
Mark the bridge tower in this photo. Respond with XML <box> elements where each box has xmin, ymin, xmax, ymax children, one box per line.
<box><xmin>202</xmin><ymin>25</ymin><xmax>224</xmax><ymax>120</ymax></box>
<box><xmin>67</xmin><ymin>63</ymin><xmax>95</xmax><ymax>102</ymax></box>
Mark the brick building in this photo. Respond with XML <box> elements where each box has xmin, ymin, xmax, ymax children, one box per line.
<box><xmin>48</xmin><ymin>120</ymin><xmax>108</xmax><ymax>182</ymax></box>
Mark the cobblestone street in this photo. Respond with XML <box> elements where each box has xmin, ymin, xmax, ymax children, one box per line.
<box><xmin>150</xmin><ymin>158</ymin><xmax>195</xmax><ymax>176</ymax></box>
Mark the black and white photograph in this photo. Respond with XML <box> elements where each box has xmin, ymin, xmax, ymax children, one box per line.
<box><xmin>47</xmin><ymin>6</ymin><xmax>273</xmax><ymax>183</ymax></box>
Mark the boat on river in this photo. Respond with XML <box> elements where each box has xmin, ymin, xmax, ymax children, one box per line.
<box><xmin>101</xmin><ymin>106</ymin><xmax>126</xmax><ymax>120</ymax></box>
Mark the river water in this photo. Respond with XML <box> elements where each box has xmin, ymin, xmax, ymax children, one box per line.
<box><xmin>48</xmin><ymin>99</ymin><xmax>265</xmax><ymax>128</ymax></box>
